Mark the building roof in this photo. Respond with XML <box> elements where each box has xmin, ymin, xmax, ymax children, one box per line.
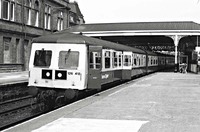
<box><xmin>65</xmin><ymin>21</ymin><xmax>200</xmax><ymax>32</ymax></box>
<box><xmin>69</xmin><ymin>2</ymin><xmax>83</xmax><ymax>17</ymax></box>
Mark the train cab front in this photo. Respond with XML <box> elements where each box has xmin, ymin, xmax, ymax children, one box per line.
<box><xmin>28</xmin><ymin>43</ymin><xmax>87</xmax><ymax>102</ymax></box>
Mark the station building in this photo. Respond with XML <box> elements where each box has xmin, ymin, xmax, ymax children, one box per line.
<box><xmin>0</xmin><ymin>0</ymin><xmax>84</xmax><ymax>72</ymax></box>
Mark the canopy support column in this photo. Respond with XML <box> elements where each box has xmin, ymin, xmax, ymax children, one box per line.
<box><xmin>169</xmin><ymin>35</ymin><xmax>184</xmax><ymax>72</ymax></box>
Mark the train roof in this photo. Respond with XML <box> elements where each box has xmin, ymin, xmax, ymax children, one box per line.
<box><xmin>154</xmin><ymin>52</ymin><xmax>175</xmax><ymax>57</ymax></box>
<box><xmin>145</xmin><ymin>50</ymin><xmax>157</xmax><ymax>56</ymax></box>
<box><xmin>33</xmin><ymin>32</ymin><xmax>146</xmax><ymax>54</ymax></box>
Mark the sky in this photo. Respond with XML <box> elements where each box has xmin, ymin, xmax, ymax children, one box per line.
<box><xmin>70</xmin><ymin>0</ymin><xmax>200</xmax><ymax>24</ymax></box>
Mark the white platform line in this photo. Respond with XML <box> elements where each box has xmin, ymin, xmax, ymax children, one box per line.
<box><xmin>32</xmin><ymin>118</ymin><xmax>149</xmax><ymax>132</ymax></box>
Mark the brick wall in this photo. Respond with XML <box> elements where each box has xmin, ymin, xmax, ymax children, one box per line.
<box><xmin>0</xmin><ymin>0</ymin><xmax>74</xmax><ymax>73</ymax></box>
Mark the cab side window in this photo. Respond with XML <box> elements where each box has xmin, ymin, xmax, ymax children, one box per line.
<box><xmin>90</xmin><ymin>52</ymin><xmax>101</xmax><ymax>69</ymax></box>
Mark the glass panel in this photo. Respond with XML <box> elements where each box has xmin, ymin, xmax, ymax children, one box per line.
<box><xmin>139</xmin><ymin>58</ymin><xmax>140</xmax><ymax>66</ymax></box>
<box><xmin>95</xmin><ymin>52</ymin><xmax>101</xmax><ymax>69</ymax></box>
<box><xmin>47</xmin><ymin>14</ymin><xmax>51</xmax><ymax>29</ymax></box>
<box><xmin>124</xmin><ymin>55</ymin><xmax>131</xmax><ymax>66</ymax></box>
<box><xmin>10</xmin><ymin>2</ymin><xmax>15</xmax><ymax>21</ymax></box>
<box><xmin>90</xmin><ymin>52</ymin><xmax>101</xmax><ymax>69</ymax></box>
<box><xmin>34</xmin><ymin>50</ymin><xmax>52</xmax><ymax>67</ymax></box>
<box><xmin>3</xmin><ymin>1</ymin><xmax>9</xmax><ymax>19</ymax></box>
<box><xmin>4</xmin><ymin>41</ymin><xmax>10</xmax><ymax>63</ymax></box>
<box><xmin>113</xmin><ymin>52</ymin><xmax>118</xmax><ymax>67</ymax></box>
<box><xmin>105</xmin><ymin>51</ymin><xmax>110</xmax><ymax>68</ymax></box>
<box><xmin>119</xmin><ymin>54</ymin><xmax>122</xmax><ymax>66</ymax></box>
<box><xmin>45</xmin><ymin>5</ymin><xmax>51</xmax><ymax>29</ymax></box>
<box><xmin>59</xmin><ymin>51</ymin><xmax>79</xmax><ymax>69</ymax></box>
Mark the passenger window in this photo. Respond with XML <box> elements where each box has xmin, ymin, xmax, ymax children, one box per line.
<box><xmin>58</xmin><ymin>51</ymin><xmax>79</xmax><ymax>69</ymax></box>
<box><xmin>137</xmin><ymin>55</ymin><xmax>139</xmax><ymax>66</ymax></box>
<box><xmin>124</xmin><ymin>55</ymin><xmax>131</xmax><ymax>66</ymax></box>
<box><xmin>148</xmin><ymin>56</ymin><xmax>151</xmax><ymax>66</ymax></box>
<box><xmin>119</xmin><ymin>54</ymin><xmax>122</xmax><ymax>67</ymax></box>
<box><xmin>90</xmin><ymin>52</ymin><xmax>101</xmax><ymax>69</ymax></box>
<box><xmin>34</xmin><ymin>49</ymin><xmax>52</xmax><ymax>67</ymax></box>
<box><xmin>105</xmin><ymin>51</ymin><xmax>111</xmax><ymax>68</ymax></box>
<box><xmin>138</xmin><ymin>58</ymin><xmax>140</xmax><ymax>66</ymax></box>
<box><xmin>113</xmin><ymin>52</ymin><xmax>118</xmax><ymax>68</ymax></box>
<box><xmin>134</xmin><ymin>57</ymin><xmax>137</xmax><ymax>66</ymax></box>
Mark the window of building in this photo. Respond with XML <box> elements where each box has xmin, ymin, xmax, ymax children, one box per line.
<box><xmin>0</xmin><ymin>0</ymin><xmax>1</xmax><ymax>18</ymax></box>
<box><xmin>27</xmin><ymin>0</ymin><xmax>32</xmax><ymax>25</ymax></box>
<box><xmin>10</xmin><ymin>1</ymin><xmax>14</xmax><ymax>21</ymax></box>
<box><xmin>57</xmin><ymin>11</ymin><xmax>63</xmax><ymax>31</ymax></box>
<box><xmin>1</xmin><ymin>0</ymin><xmax>15</xmax><ymax>21</ymax></box>
<box><xmin>34</xmin><ymin>0</ymin><xmax>39</xmax><ymax>27</ymax></box>
<box><xmin>45</xmin><ymin>4</ymin><xmax>51</xmax><ymax>29</ymax></box>
<box><xmin>2</xmin><ymin>0</ymin><xmax>9</xmax><ymax>20</ymax></box>
<box><xmin>58</xmin><ymin>51</ymin><xmax>79</xmax><ymax>69</ymax></box>
<box><xmin>16</xmin><ymin>38</ymin><xmax>20</xmax><ymax>63</ymax></box>
<box><xmin>10</xmin><ymin>0</ymin><xmax>14</xmax><ymax>21</ymax></box>
<box><xmin>3</xmin><ymin>37</ymin><xmax>11</xmax><ymax>63</ymax></box>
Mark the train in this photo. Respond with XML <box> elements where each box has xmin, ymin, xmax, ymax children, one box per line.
<box><xmin>28</xmin><ymin>32</ymin><xmax>174</xmax><ymax>106</ymax></box>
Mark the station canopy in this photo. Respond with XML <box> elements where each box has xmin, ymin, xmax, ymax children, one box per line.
<box><xmin>64</xmin><ymin>21</ymin><xmax>200</xmax><ymax>53</ymax></box>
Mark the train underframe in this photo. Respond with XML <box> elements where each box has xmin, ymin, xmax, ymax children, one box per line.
<box><xmin>29</xmin><ymin>86</ymin><xmax>80</xmax><ymax>110</ymax></box>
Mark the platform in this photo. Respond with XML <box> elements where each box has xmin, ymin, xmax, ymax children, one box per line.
<box><xmin>0</xmin><ymin>71</ymin><xmax>28</xmax><ymax>86</ymax></box>
<box><xmin>3</xmin><ymin>72</ymin><xmax>200</xmax><ymax>132</ymax></box>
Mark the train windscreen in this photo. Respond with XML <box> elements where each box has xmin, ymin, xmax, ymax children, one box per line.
<box><xmin>33</xmin><ymin>49</ymin><xmax>52</xmax><ymax>67</ymax></box>
<box><xmin>58</xmin><ymin>51</ymin><xmax>79</xmax><ymax>69</ymax></box>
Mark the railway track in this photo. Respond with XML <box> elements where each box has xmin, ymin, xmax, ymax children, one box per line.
<box><xmin>0</xmin><ymin>90</ymin><xmax>105</xmax><ymax>130</ymax></box>
<box><xmin>0</xmin><ymin>96</ymin><xmax>42</xmax><ymax>130</ymax></box>
<box><xmin>0</xmin><ymin>82</ymin><xmax>29</xmax><ymax>102</ymax></box>
<box><xmin>0</xmin><ymin>79</ymin><xmax>127</xmax><ymax>131</ymax></box>
<box><xmin>0</xmin><ymin>91</ymin><xmax>84</xmax><ymax>130</ymax></box>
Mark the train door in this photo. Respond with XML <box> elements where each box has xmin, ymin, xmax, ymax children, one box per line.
<box><xmin>88</xmin><ymin>46</ymin><xmax>102</xmax><ymax>90</ymax></box>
